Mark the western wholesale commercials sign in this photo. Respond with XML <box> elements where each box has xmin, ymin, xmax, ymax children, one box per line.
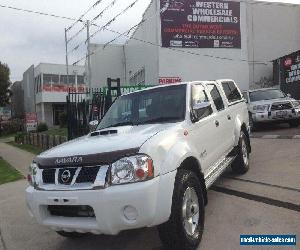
<box><xmin>160</xmin><ymin>0</ymin><xmax>241</xmax><ymax>48</ymax></box>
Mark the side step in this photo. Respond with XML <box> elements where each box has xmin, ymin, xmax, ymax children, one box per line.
<box><xmin>204</xmin><ymin>156</ymin><xmax>236</xmax><ymax>188</ymax></box>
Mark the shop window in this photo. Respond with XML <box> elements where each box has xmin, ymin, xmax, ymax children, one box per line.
<box><xmin>53</xmin><ymin>104</ymin><xmax>66</xmax><ymax>126</ymax></box>
<box><xmin>35</xmin><ymin>75</ymin><xmax>41</xmax><ymax>93</ymax></box>
<box><xmin>77</xmin><ymin>75</ymin><xmax>85</xmax><ymax>85</ymax></box>
<box><xmin>61</xmin><ymin>75</ymin><xmax>75</xmax><ymax>85</ymax></box>
<box><xmin>43</xmin><ymin>74</ymin><xmax>59</xmax><ymax>85</ymax></box>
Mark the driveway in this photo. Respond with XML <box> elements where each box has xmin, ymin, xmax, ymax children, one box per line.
<box><xmin>0</xmin><ymin>138</ymin><xmax>299</xmax><ymax>250</ymax></box>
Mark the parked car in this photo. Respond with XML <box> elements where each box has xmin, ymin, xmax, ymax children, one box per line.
<box><xmin>26</xmin><ymin>80</ymin><xmax>251</xmax><ymax>249</ymax></box>
<box><xmin>242</xmin><ymin>88</ymin><xmax>300</xmax><ymax>130</ymax></box>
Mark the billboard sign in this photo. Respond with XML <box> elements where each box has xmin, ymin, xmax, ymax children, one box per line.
<box><xmin>25</xmin><ymin>112</ymin><xmax>38</xmax><ymax>132</ymax></box>
<box><xmin>284</xmin><ymin>53</ymin><xmax>300</xmax><ymax>84</ymax></box>
<box><xmin>0</xmin><ymin>107</ymin><xmax>11</xmax><ymax>121</ymax></box>
<box><xmin>160</xmin><ymin>0</ymin><xmax>241</xmax><ymax>48</ymax></box>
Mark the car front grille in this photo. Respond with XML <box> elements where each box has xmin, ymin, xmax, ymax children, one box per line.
<box><xmin>42</xmin><ymin>169</ymin><xmax>55</xmax><ymax>184</ymax></box>
<box><xmin>271</xmin><ymin>102</ymin><xmax>292</xmax><ymax>111</ymax></box>
<box><xmin>41</xmin><ymin>166</ymin><xmax>101</xmax><ymax>185</ymax></box>
<box><xmin>48</xmin><ymin>205</ymin><xmax>95</xmax><ymax>217</ymax></box>
<box><xmin>76</xmin><ymin>166</ymin><xmax>100</xmax><ymax>183</ymax></box>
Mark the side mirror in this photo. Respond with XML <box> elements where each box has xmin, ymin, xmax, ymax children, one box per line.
<box><xmin>287</xmin><ymin>93</ymin><xmax>292</xmax><ymax>98</ymax></box>
<box><xmin>89</xmin><ymin>120</ymin><xmax>99</xmax><ymax>132</ymax></box>
<box><xmin>191</xmin><ymin>102</ymin><xmax>211</xmax><ymax>123</ymax></box>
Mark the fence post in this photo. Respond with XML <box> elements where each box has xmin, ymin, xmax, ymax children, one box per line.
<box><xmin>46</xmin><ymin>134</ymin><xmax>49</xmax><ymax>149</ymax></box>
<box><xmin>67</xmin><ymin>94</ymin><xmax>71</xmax><ymax>141</ymax></box>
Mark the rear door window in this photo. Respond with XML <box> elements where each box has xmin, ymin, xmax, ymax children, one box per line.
<box><xmin>221</xmin><ymin>81</ymin><xmax>242</xmax><ymax>103</ymax></box>
<box><xmin>207</xmin><ymin>84</ymin><xmax>225</xmax><ymax>111</ymax></box>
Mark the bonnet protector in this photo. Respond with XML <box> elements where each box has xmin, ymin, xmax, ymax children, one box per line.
<box><xmin>35</xmin><ymin>147</ymin><xmax>140</xmax><ymax>169</ymax></box>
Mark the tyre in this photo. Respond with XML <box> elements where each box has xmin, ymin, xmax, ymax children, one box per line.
<box><xmin>232</xmin><ymin>131</ymin><xmax>250</xmax><ymax>175</ymax></box>
<box><xmin>289</xmin><ymin>120</ymin><xmax>299</xmax><ymax>128</ymax></box>
<box><xmin>56</xmin><ymin>231</ymin><xmax>87</xmax><ymax>238</ymax></box>
<box><xmin>158</xmin><ymin>170</ymin><xmax>205</xmax><ymax>250</ymax></box>
<box><xmin>249</xmin><ymin>113</ymin><xmax>257</xmax><ymax>131</ymax></box>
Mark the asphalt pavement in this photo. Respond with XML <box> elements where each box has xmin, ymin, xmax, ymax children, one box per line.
<box><xmin>251</xmin><ymin>122</ymin><xmax>300</xmax><ymax>138</ymax></box>
<box><xmin>0</xmin><ymin>135</ymin><xmax>299</xmax><ymax>250</ymax></box>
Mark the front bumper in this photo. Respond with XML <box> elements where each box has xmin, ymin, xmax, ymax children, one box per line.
<box><xmin>251</xmin><ymin>109</ymin><xmax>300</xmax><ymax>123</ymax></box>
<box><xmin>26</xmin><ymin>170</ymin><xmax>176</xmax><ymax>235</ymax></box>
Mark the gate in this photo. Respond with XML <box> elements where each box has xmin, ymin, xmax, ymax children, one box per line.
<box><xmin>67</xmin><ymin>78</ymin><xmax>155</xmax><ymax>140</ymax></box>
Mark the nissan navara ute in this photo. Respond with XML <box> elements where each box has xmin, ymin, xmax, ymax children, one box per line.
<box><xmin>26</xmin><ymin>80</ymin><xmax>251</xmax><ymax>250</ymax></box>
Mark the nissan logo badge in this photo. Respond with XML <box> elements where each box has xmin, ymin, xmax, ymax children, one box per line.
<box><xmin>61</xmin><ymin>170</ymin><xmax>71</xmax><ymax>183</ymax></box>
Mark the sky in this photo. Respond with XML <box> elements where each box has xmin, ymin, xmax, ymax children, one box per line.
<box><xmin>0</xmin><ymin>0</ymin><xmax>299</xmax><ymax>81</ymax></box>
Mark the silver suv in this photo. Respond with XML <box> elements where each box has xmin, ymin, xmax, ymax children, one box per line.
<box><xmin>242</xmin><ymin>88</ymin><xmax>300</xmax><ymax>129</ymax></box>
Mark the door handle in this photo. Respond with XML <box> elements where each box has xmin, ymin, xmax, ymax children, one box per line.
<box><xmin>227</xmin><ymin>115</ymin><xmax>231</xmax><ymax>120</ymax></box>
<box><xmin>215</xmin><ymin>120</ymin><xmax>220</xmax><ymax>127</ymax></box>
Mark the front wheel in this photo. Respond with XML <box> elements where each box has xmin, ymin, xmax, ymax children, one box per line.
<box><xmin>232</xmin><ymin>131</ymin><xmax>250</xmax><ymax>175</ymax></box>
<box><xmin>249</xmin><ymin>113</ymin><xmax>257</xmax><ymax>131</ymax></box>
<box><xmin>289</xmin><ymin>120</ymin><xmax>299</xmax><ymax>128</ymax></box>
<box><xmin>158</xmin><ymin>170</ymin><xmax>205</xmax><ymax>250</ymax></box>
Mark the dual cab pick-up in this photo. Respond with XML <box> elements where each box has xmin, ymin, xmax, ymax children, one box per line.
<box><xmin>242</xmin><ymin>88</ymin><xmax>300</xmax><ymax>130</ymax></box>
<box><xmin>26</xmin><ymin>80</ymin><xmax>251</xmax><ymax>249</ymax></box>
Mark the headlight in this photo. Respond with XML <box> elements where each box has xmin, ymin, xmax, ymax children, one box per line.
<box><xmin>253</xmin><ymin>104</ymin><xmax>270</xmax><ymax>113</ymax></box>
<box><xmin>28</xmin><ymin>162</ymin><xmax>38</xmax><ymax>186</ymax></box>
<box><xmin>110</xmin><ymin>155</ymin><xmax>154</xmax><ymax>185</ymax></box>
<box><xmin>292</xmin><ymin>101</ymin><xmax>300</xmax><ymax>108</ymax></box>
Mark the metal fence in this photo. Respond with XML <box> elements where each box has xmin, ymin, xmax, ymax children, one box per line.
<box><xmin>66</xmin><ymin>78</ymin><xmax>155</xmax><ymax>140</ymax></box>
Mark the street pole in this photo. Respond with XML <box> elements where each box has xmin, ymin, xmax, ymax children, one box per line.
<box><xmin>64</xmin><ymin>28</ymin><xmax>70</xmax><ymax>85</ymax></box>
<box><xmin>86</xmin><ymin>20</ymin><xmax>92</xmax><ymax>96</ymax></box>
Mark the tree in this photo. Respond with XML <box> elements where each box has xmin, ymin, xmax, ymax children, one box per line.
<box><xmin>0</xmin><ymin>61</ymin><xmax>11</xmax><ymax>106</ymax></box>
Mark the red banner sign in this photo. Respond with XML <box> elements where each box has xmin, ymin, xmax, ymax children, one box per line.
<box><xmin>159</xmin><ymin>77</ymin><xmax>182</xmax><ymax>84</ymax></box>
<box><xmin>42</xmin><ymin>84</ymin><xmax>86</xmax><ymax>93</ymax></box>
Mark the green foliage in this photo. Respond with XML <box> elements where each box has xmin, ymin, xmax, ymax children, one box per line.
<box><xmin>58</xmin><ymin>112</ymin><xmax>68</xmax><ymax>128</ymax></box>
<box><xmin>37</xmin><ymin>123</ymin><xmax>48</xmax><ymax>132</ymax></box>
<box><xmin>0</xmin><ymin>119</ymin><xmax>23</xmax><ymax>135</ymax></box>
<box><xmin>0</xmin><ymin>62</ymin><xmax>11</xmax><ymax>106</ymax></box>
<box><xmin>0</xmin><ymin>157</ymin><xmax>23</xmax><ymax>185</ymax></box>
<box><xmin>14</xmin><ymin>132</ymin><xmax>26</xmax><ymax>143</ymax></box>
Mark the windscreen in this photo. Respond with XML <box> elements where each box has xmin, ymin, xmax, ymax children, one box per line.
<box><xmin>97</xmin><ymin>85</ymin><xmax>186</xmax><ymax>130</ymax></box>
<box><xmin>249</xmin><ymin>89</ymin><xmax>286</xmax><ymax>102</ymax></box>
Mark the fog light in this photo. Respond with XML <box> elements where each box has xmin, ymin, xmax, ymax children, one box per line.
<box><xmin>123</xmin><ymin>205</ymin><xmax>138</xmax><ymax>221</ymax></box>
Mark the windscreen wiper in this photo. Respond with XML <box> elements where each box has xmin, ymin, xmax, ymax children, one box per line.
<box><xmin>139</xmin><ymin>117</ymin><xmax>181</xmax><ymax>125</ymax></box>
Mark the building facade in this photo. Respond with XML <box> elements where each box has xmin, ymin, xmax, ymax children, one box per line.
<box><xmin>88</xmin><ymin>0</ymin><xmax>300</xmax><ymax>91</ymax></box>
<box><xmin>22</xmin><ymin>63</ymin><xmax>85</xmax><ymax>127</ymax></box>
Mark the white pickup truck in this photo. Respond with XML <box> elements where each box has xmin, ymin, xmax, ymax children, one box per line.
<box><xmin>26</xmin><ymin>80</ymin><xmax>251</xmax><ymax>249</ymax></box>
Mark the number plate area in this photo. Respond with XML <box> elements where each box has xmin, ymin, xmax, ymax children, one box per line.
<box><xmin>276</xmin><ymin>111</ymin><xmax>288</xmax><ymax>117</ymax></box>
